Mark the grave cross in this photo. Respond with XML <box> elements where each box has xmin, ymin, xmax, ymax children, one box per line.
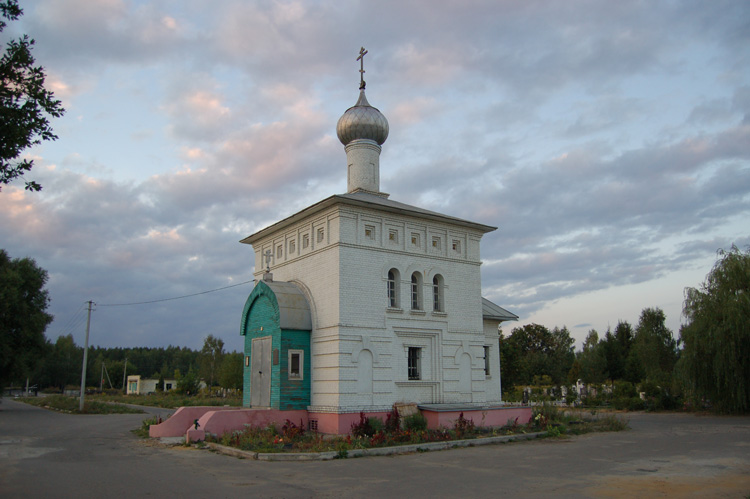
<box><xmin>357</xmin><ymin>47</ymin><xmax>368</xmax><ymax>90</ymax></box>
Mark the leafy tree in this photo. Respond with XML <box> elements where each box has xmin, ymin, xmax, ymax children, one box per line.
<box><xmin>606</xmin><ymin>321</ymin><xmax>633</xmax><ymax>381</ymax></box>
<box><xmin>0</xmin><ymin>249</ymin><xmax>53</xmax><ymax>388</ymax></box>
<box><xmin>600</xmin><ymin>321</ymin><xmax>632</xmax><ymax>381</ymax></box>
<box><xmin>549</xmin><ymin>326</ymin><xmax>576</xmax><ymax>384</ymax></box>
<box><xmin>199</xmin><ymin>334</ymin><xmax>225</xmax><ymax>387</ymax></box>
<box><xmin>614</xmin><ymin>320</ymin><xmax>633</xmax><ymax>357</ymax></box>
<box><xmin>1</xmin><ymin>0</ymin><xmax>64</xmax><ymax>192</ymax></box>
<box><xmin>176</xmin><ymin>367</ymin><xmax>200</xmax><ymax>395</ymax></box>
<box><xmin>34</xmin><ymin>334</ymin><xmax>79</xmax><ymax>390</ymax></box>
<box><xmin>577</xmin><ymin>329</ymin><xmax>607</xmax><ymax>384</ymax></box>
<box><xmin>629</xmin><ymin>307</ymin><xmax>678</xmax><ymax>385</ymax></box>
<box><xmin>218</xmin><ymin>352</ymin><xmax>243</xmax><ymax>390</ymax></box>
<box><xmin>678</xmin><ymin>246</ymin><xmax>750</xmax><ymax>413</ymax></box>
<box><xmin>500</xmin><ymin>323</ymin><xmax>575</xmax><ymax>387</ymax></box>
<box><xmin>567</xmin><ymin>359</ymin><xmax>582</xmax><ymax>384</ymax></box>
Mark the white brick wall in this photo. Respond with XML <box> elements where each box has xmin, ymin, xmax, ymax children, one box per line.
<box><xmin>247</xmin><ymin>199</ymin><xmax>497</xmax><ymax>410</ymax></box>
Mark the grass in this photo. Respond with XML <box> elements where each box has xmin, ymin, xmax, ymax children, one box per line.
<box><xmin>533</xmin><ymin>404</ymin><xmax>630</xmax><ymax>438</ymax></box>
<box><xmin>17</xmin><ymin>395</ymin><xmax>144</xmax><ymax>415</ymax></box>
<box><xmin>86</xmin><ymin>392</ymin><xmax>242</xmax><ymax>409</ymax></box>
<box><xmin>132</xmin><ymin>415</ymin><xmax>162</xmax><ymax>438</ymax></box>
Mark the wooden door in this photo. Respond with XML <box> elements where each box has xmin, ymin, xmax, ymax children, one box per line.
<box><xmin>250</xmin><ymin>336</ymin><xmax>272</xmax><ymax>407</ymax></box>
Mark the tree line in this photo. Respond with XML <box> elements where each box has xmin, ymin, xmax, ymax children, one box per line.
<box><xmin>500</xmin><ymin>308</ymin><xmax>677</xmax><ymax>395</ymax></box>
<box><xmin>31</xmin><ymin>333</ymin><xmax>244</xmax><ymax>393</ymax></box>
<box><xmin>499</xmin><ymin>246</ymin><xmax>749</xmax><ymax>413</ymax></box>
<box><xmin>2</xmin><ymin>246</ymin><xmax>748</xmax><ymax>411</ymax></box>
<box><xmin>0</xmin><ymin>252</ymin><xmax>244</xmax><ymax>396</ymax></box>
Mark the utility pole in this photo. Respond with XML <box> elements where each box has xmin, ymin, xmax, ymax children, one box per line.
<box><xmin>79</xmin><ymin>301</ymin><xmax>93</xmax><ymax>412</ymax></box>
<box><xmin>122</xmin><ymin>358</ymin><xmax>128</xmax><ymax>394</ymax></box>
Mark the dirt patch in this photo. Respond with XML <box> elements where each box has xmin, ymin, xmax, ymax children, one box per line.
<box><xmin>586</xmin><ymin>457</ymin><xmax>750</xmax><ymax>497</ymax></box>
<box><xmin>587</xmin><ymin>472</ymin><xmax>750</xmax><ymax>497</ymax></box>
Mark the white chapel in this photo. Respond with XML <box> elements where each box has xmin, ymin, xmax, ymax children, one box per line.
<box><xmin>238</xmin><ymin>49</ymin><xmax>517</xmax><ymax>433</ymax></box>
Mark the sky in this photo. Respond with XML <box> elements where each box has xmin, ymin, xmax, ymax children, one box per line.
<box><xmin>1</xmin><ymin>0</ymin><xmax>748</xmax><ymax>354</ymax></box>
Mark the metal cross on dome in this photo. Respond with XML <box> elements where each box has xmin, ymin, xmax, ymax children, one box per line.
<box><xmin>357</xmin><ymin>47</ymin><xmax>368</xmax><ymax>90</ymax></box>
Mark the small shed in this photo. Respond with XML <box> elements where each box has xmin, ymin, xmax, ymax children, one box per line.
<box><xmin>126</xmin><ymin>375</ymin><xmax>177</xmax><ymax>395</ymax></box>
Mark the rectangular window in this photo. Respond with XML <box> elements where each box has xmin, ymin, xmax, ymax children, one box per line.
<box><xmin>411</xmin><ymin>233</ymin><xmax>420</xmax><ymax>247</ymax></box>
<box><xmin>245</xmin><ymin>355</ymin><xmax>250</xmax><ymax>367</ymax></box>
<box><xmin>483</xmin><ymin>346</ymin><xmax>491</xmax><ymax>376</ymax></box>
<box><xmin>432</xmin><ymin>236</ymin><xmax>441</xmax><ymax>250</ymax></box>
<box><xmin>289</xmin><ymin>240</ymin><xmax>296</xmax><ymax>254</ymax></box>
<box><xmin>302</xmin><ymin>234</ymin><xmax>310</xmax><ymax>249</ymax></box>
<box><xmin>389</xmin><ymin>229</ymin><xmax>398</xmax><ymax>243</ymax></box>
<box><xmin>165</xmin><ymin>383</ymin><xmax>172</xmax><ymax>390</ymax></box>
<box><xmin>452</xmin><ymin>240</ymin><xmax>461</xmax><ymax>253</ymax></box>
<box><xmin>288</xmin><ymin>350</ymin><xmax>304</xmax><ymax>380</ymax></box>
<box><xmin>317</xmin><ymin>227</ymin><xmax>325</xmax><ymax>243</ymax></box>
<box><xmin>408</xmin><ymin>347</ymin><xmax>421</xmax><ymax>380</ymax></box>
<box><xmin>365</xmin><ymin>225</ymin><xmax>375</xmax><ymax>240</ymax></box>
<box><xmin>276</xmin><ymin>245</ymin><xmax>283</xmax><ymax>258</ymax></box>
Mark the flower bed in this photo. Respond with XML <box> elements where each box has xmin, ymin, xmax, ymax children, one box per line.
<box><xmin>208</xmin><ymin>408</ymin><xmax>552</xmax><ymax>454</ymax></box>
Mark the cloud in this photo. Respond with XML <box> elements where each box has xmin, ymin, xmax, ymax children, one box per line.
<box><xmin>28</xmin><ymin>0</ymin><xmax>188</xmax><ymax>64</ymax></box>
<box><xmin>161</xmin><ymin>78</ymin><xmax>233</xmax><ymax>142</ymax></box>
<box><xmin>2</xmin><ymin>0</ymin><xmax>748</xmax><ymax>350</ymax></box>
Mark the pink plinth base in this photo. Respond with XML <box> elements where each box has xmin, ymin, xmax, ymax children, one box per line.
<box><xmin>148</xmin><ymin>406</ymin><xmax>238</xmax><ymax>438</ymax></box>
<box><xmin>186</xmin><ymin>428</ymin><xmax>205</xmax><ymax>443</ymax></box>
<box><xmin>200</xmin><ymin>408</ymin><xmax>308</xmax><ymax>437</ymax></box>
<box><xmin>150</xmin><ymin>405</ymin><xmax>534</xmax><ymax>438</ymax></box>
<box><xmin>421</xmin><ymin>406</ymin><xmax>533</xmax><ymax>429</ymax></box>
<box><xmin>308</xmin><ymin>411</ymin><xmax>391</xmax><ymax>435</ymax></box>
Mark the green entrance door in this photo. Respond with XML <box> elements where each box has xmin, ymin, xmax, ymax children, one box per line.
<box><xmin>250</xmin><ymin>336</ymin><xmax>272</xmax><ymax>407</ymax></box>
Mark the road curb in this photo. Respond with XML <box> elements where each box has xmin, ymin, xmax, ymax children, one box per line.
<box><xmin>204</xmin><ymin>431</ymin><xmax>545</xmax><ymax>461</ymax></box>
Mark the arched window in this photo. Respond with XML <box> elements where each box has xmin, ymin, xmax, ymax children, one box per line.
<box><xmin>387</xmin><ymin>269</ymin><xmax>400</xmax><ymax>308</ymax></box>
<box><xmin>433</xmin><ymin>274</ymin><xmax>444</xmax><ymax>312</ymax></box>
<box><xmin>411</xmin><ymin>272</ymin><xmax>423</xmax><ymax>310</ymax></box>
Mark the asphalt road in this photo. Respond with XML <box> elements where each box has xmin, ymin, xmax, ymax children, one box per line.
<box><xmin>1</xmin><ymin>397</ymin><xmax>748</xmax><ymax>498</ymax></box>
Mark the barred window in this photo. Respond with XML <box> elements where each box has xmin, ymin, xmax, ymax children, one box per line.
<box><xmin>408</xmin><ymin>347</ymin><xmax>421</xmax><ymax>380</ymax></box>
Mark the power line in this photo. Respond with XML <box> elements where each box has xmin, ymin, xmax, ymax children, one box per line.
<box><xmin>97</xmin><ymin>279</ymin><xmax>254</xmax><ymax>307</ymax></box>
<box><xmin>54</xmin><ymin>302</ymin><xmax>87</xmax><ymax>338</ymax></box>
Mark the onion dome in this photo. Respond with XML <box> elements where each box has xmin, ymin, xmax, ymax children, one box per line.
<box><xmin>336</xmin><ymin>90</ymin><xmax>389</xmax><ymax>146</ymax></box>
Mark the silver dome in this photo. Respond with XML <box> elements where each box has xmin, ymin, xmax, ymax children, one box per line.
<box><xmin>336</xmin><ymin>90</ymin><xmax>389</xmax><ymax>146</ymax></box>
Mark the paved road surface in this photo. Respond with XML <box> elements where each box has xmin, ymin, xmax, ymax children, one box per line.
<box><xmin>1</xmin><ymin>397</ymin><xmax>748</xmax><ymax>498</ymax></box>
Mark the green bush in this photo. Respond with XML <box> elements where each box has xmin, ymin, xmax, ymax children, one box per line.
<box><xmin>638</xmin><ymin>380</ymin><xmax>680</xmax><ymax>411</ymax></box>
<box><xmin>628</xmin><ymin>397</ymin><xmax>645</xmax><ymax>410</ymax></box>
<box><xmin>612</xmin><ymin>396</ymin><xmax>644</xmax><ymax>411</ymax></box>
<box><xmin>403</xmin><ymin>412</ymin><xmax>428</xmax><ymax>432</ymax></box>
<box><xmin>452</xmin><ymin>412</ymin><xmax>475</xmax><ymax>437</ymax></box>
<box><xmin>133</xmin><ymin>415</ymin><xmax>161</xmax><ymax>438</ymax></box>
<box><xmin>614</xmin><ymin>381</ymin><xmax>636</xmax><ymax>399</ymax></box>
<box><xmin>640</xmin><ymin>380</ymin><xmax>660</xmax><ymax>398</ymax></box>
<box><xmin>351</xmin><ymin>412</ymin><xmax>382</xmax><ymax>438</ymax></box>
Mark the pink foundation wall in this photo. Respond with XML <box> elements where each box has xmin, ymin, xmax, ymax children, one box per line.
<box><xmin>150</xmin><ymin>406</ymin><xmax>533</xmax><ymax>439</ymax></box>
<box><xmin>422</xmin><ymin>407</ymin><xmax>532</xmax><ymax>429</ymax></box>
<box><xmin>308</xmin><ymin>411</ymin><xmax>390</xmax><ymax>435</ymax></box>
<box><xmin>148</xmin><ymin>406</ymin><xmax>237</xmax><ymax>438</ymax></box>
<box><xmin>200</xmin><ymin>409</ymin><xmax>308</xmax><ymax>437</ymax></box>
